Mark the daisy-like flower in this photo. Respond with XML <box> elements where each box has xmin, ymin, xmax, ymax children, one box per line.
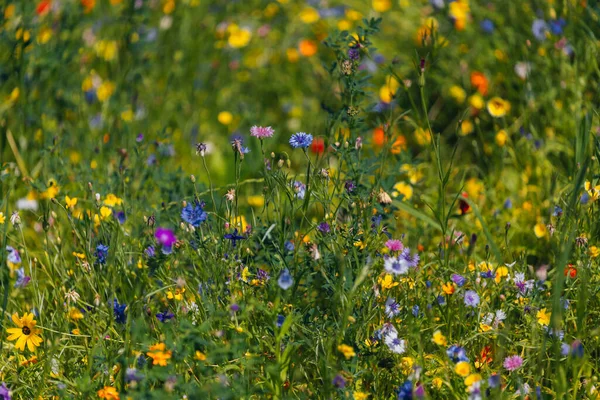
<box><xmin>289</xmin><ymin>132</ymin><xmax>313</xmax><ymax>149</ymax></box>
<box><xmin>250</xmin><ymin>125</ymin><xmax>274</xmax><ymax>139</ymax></box>
<box><xmin>6</xmin><ymin>312</ymin><xmax>43</xmax><ymax>352</ymax></box>
<box><xmin>487</xmin><ymin>97</ymin><xmax>511</xmax><ymax>118</ymax></box>
<box><xmin>384</xmin><ymin>330</ymin><xmax>406</xmax><ymax>354</ymax></box>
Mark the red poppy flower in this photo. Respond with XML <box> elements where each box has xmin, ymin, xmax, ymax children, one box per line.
<box><xmin>564</xmin><ymin>264</ymin><xmax>577</xmax><ymax>278</ymax></box>
<box><xmin>310</xmin><ymin>137</ymin><xmax>325</xmax><ymax>155</ymax></box>
<box><xmin>36</xmin><ymin>0</ymin><xmax>51</xmax><ymax>15</ymax></box>
<box><xmin>459</xmin><ymin>192</ymin><xmax>470</xmax><ymax>215</ymax></box>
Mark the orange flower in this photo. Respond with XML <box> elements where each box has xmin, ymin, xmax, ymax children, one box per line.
<box><xmin>442</xmin><ymin>282</ymin><xmax>455</xmax><ymax>295</ymax></box>
<box><xmin>81</xmin><ymin>0</ymin><xmax>96</xmax><ymax>12</ymax></box>
<box><xmin>97</xmin><ymin>386</ymin><xmax>120</xmax><ymax>400</ymax></box>
<box><xmin>299</xmin><ymin>40</ymin><xmax>317</xmax><ymax>57</ymax></box>
<box><xmin>474</xmin><ymin>346</ymin><xmax>493</xmax><ymax>369</ymax></box>
<box><xmin>470</xmin><ymin>72</ymin><xmax>488</xmax><ymax>96</ymax></box>
<box><xmin>390</xmin><ymin>135</ymin><xmax>407</xmax><ymax>154</ymax></box>
<box><xmin>373</xmin><ymin>127</ymin><xmax>385</xmax><ymax>147</ymax></box>
<box><xmin>564</xmin><ymin>264</ymin><xmax>577</xmax><ymax>278</ymax></box>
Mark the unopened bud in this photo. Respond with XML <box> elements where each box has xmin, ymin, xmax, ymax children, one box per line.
<box><xmin>190</xmin><ymin>175</ymin><xmax>196</xmax><ymax>183</ymax></box>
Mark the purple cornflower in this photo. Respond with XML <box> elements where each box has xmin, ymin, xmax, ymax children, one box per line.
<box><xmin>384</xmin><ymin>255</ymin><xmax>409</xmax><ymax>275</ymax></box>
<box><xmin>278</xmin><ymin>269</ymin><xmax>294</xmax><ymax>290</ymax></box>
<box><xmin>224</xmin><ymin>229</ymin><xmax>244</xmax><ymax>248</ymax></box>
<box><xmin>333</xmin><ymin>374</ymin><xmax>346</xmax><ymax>388</ymax></box>
<box><xmin>136</xmin><ymin>133</ymin><xmax>144</xmax><ymax>143</ymax></box>
<box><xmin>257</xmin><ymin>268</ymin><xmax>270</xmax><ymax>282</ymax></box>
<box><xmin>464</xmin><ymin>290</ymin><xmax>480</xmax><ymax>307</ymax></box>
<box><xmin>155</xmin><ymin>227</ymin><xmax>177</xmax><ymax>255</ymax></box>
<box><xmin>156</xmin><ymin>310</ymin><xmax>174</xmax><ymax>322</ymax></box>
<box><xmin>344</xmin><ymin>180</ymin><xmax>356</xmax><ymax>193</ymax></box>
<box><xmin>451</xmin><ymin>274</ymin><xmax>466</xmax><ymax>287</ymax></box>
<box><xmin>400</xmin><ymin>248</ymin><xmax>419</xmax><ymax>268</ymax></box>
<box><xmin>181</xmin><ymin>201</ymin><xmax>207</xmax><ymax>227</ymax></box>
<box><xmin>532</xmin><ymin>19</ymin><xmax>548</xmax><ymax>41</ymax></box>
<box><xmin>385</xmin><ymin>239</ymin><xmax>403</xmax><ymax>252</ymax></box>
<box><xmin>0</xmin><ymin>383</ymin><xmax>10</xmax><ymax>400</ymax></box>
<box><xmin>250</xmin><ymin>125</ymin><xmax>274</xmax><ymax>139</ymax></box>
<box><xmin>317</xmin><ymin>222</ymin><xmax>331</xmax><ymax>234</ymax></box>
<box><xmin>503</xmin><ymin>355</ymin><xmax>523</xmax><ymax>371</ymax></box>
<box><xmin>385</xmin><ymin>297</ymin><xmax>400</xmax><ymax>318</ymax></box>
<box><xmin>95</xmin><ymin>243</ymin><xmax>109</xmax><ymax>264</ymax></box>
<box><xmin>348</xmin><ymin>47</ymin><xmax>360</xmax><ymax>61</ymax></box>
<box><xmin>14</xmin><ymin>268</ymin><xmax>30</xmax><ymax>288</ymax></box>
<box><xmin>145</xmin><ymin>245</ymin><xmax>155</xmax><ymax>257</ymax></box>
<box><xmin>289</xmin><ymin>132</ymin><xmax>313</xmax><ymax>149</ymax></box>
<box><xmin>113</xmin><ymin>299</ymin><xmax>127</xmax><ymax>324</ymax></box>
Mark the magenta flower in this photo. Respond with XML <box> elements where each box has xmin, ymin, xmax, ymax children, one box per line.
<box><xmin>155</xmin><ymin>227</ymin><xmax>177</xmax><ymax>255</ymax></box>
<box><xmin>385</xmin><ymin>239</ymin><xmax>404</xmax><ymax>252</ymax></box>
<box><xmin>250</xmin><ymin>126</ymin><xmax>274</xmax><ymax>139</ymax></box>
<box><xmin>503</xmin><ymin>355</ymin><xmax>523</xmax><ymax>371</ymax></box>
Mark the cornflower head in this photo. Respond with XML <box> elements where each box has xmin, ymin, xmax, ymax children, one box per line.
<box><xmin>289</xmin><ymin>132</ymin><xmax>313</xmax><ymax>149</ymax></box>
<box><xmin>250</xmin><ymin>125</ymin><xmax>274</xmax><ymax>139</ymax></box>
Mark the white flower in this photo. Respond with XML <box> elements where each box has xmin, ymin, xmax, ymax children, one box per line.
<box><xmin>10</xmin><ymin>211</ymin><xmax>20</xmax><ymax>226</ymax></box>
<box><xmin>384</xmin><ymin>332</ymin><xmax>406</xmax><ymax>354</ymax></box>
<box><xmin>384</xmin><ymin>256</ymin><xmax>409</xmax><ymax>275</ymax></box>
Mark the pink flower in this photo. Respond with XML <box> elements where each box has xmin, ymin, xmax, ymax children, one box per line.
<box><xmin>385</xmin><ymin>239</ymin><xmax>404</xmax><ymax>252</ymax></box>
<box><xmin>503</xmin><ymin>355</ymin><xmax>523</xmax><ymax>371</ymax></box>
<box><xmin>250</xmin><ymin>125</ymin><xmax>274</xmax><ymax>139</ymax></box>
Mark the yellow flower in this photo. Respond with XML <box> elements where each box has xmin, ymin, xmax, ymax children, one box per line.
<box><xmin>299</xmin><ymin>7</ymin><xmax>320</xmax><ymax>23</ymax></box>
<box><xmin>372</xmin><ymin>0</ymin><xmax>391</xmax><ymax>12</ymax></box>
<box><xmin>241</xmin><ymin>266</ymin><xmax>249</xmax><ymax>283</ymax></box>
<box><xmin>167</xmin><ymin>288</ymin><xmax>185</xmax><ymax>301</ymax></box>
<box><xmin>228</xmin><ymin>26</ymin><xmax>252</xmax><ymax>48</ymax></box>
<box><xmin>247</xmin><ymin>195</ymin><xmax>265</xmax><ymax>208</ymax></box>
<box><xmin>378</xmin><ymin>274</ymin><xmax>399</xmax><ymax>290</ymax></box>
<box><xmin>534</xmin><ymin>223</ymin><xmax>547</xmax><ymax>238</ymax></box>
<box><xmin>379</xmin><ymin>76</ymin><xmax>400</xmax><ymax>103</ymax></box>
<box><xmin>432</xmin><ymin>330</ymin><xmax>447</xmax><ymax>346</ymax></box>
<box><xmin>432</xmin><ymin>377</ymin><xmax>443</xmax><ymax>389</ymax></box>
<box><xmin>401</xmin><ymin>357</ymin><xmax>414</xmax><ymax>375</ymax></box>
<box><xmin>147</xmin><ymin>342</ymin><xmax>172</xmax><ymax>366</ymax></box>
<box><xmin>337</xmin><ymin>344</ymin><xmax>356</xmax><ymax>359</ymax></box>
<box><xmin>479</xmin><ymin>323</ymin><xmax>492</xmax><ymax>332</ymax></box>
<box><xmin>589</xmin><ymin>246</ymin><xmax>600</xmax><ymax>258</ymax></box>
<box><xmin>353</xmin><ymin>392</ymin><xmax>369</xmax><ymax>400</ymax></box>
<box><xmin>495</xmin><ymin>266</ymin><xmax>509</xmax><ymax>283</ymax></box>
<box><xmin>487</xmin><ymin>97</ymin><xmax>511</xmax><ymax>118</ymax></box>
<box><xmin>97</xmin><ymin>81</ymin><xmax>115</xmax><ymax>102</ymax></box>
<box><xmin>449</xmin><ymin>85</ymin><xmax>466</xmax><ymax>103</ymax></box>
<box><xmin>460</xmin><ymin>120</ymin><xmax>474</xmax><ymax>136</ymax></box>
<box><xmin>195</xmin><ymin>350</ymin><xmax>207</xmax><ymax>361</ymax></box>
<box><xmin>97</xmin><ymin>386</ymin><xmax>120</xmax><ymax>400</ymax></box>
<box><xmin>585</xmin><ymin>181</ymin><xmax>600</xmax><ymax>202</ymax></box>
<box><xmin>414</xmin><ymin>127</ymin><xmax>431</xmax><ymax>145</ymax></box>
<box><xmin>218</xmin><ymin>111</ymin><xmax>233</xmax><ymax>125</ymax></box>
<box><xmin>65</xmin><ymin>196</ymin><xmax>78</xmax><ymax>209</ymax></box>
<box><xmin>100</xmin><ymin>206</ymin><xmax>113</xmax><ymax>219</ymax></box>
<box><xmin>163</xmin><ymin>0</ymin><xmax>175</xmax><ymax>14</ymax></box>
<box><xmin>6</xmin><ymin>312</ymin><xmax>43</xmax><ymax>352</ymax></box>
<box><xmin>464</xmin><ymin>373</ymin><xmax>482</xmax><ymax>387</ymax></box>
<box><xmin>69</xmin><ymin>307</ymin><xmax>84</xmax><ymax>321</ymax></box>
<box><xmin>0</xmin><ymin>212</ymin><xmax>5</xmax><ymax>224</ymax></box>
<box><xmin>37</xmin><ymin>27</ymin><xmax>53</xmax><ymax>44</ymax></box>
<box><xmin>495</xmin><ymin>130</ymin><xmax>508</xmax><ymax>147</ymax></box>
<box><xmin>103</xmin><ymin>194</ymin><xmax>123</xmax><ymax>207</ymax></box>
<box><xmin>455</xmin><ymin>361</ymin><xmax>471</xmax><ymax>377</ymax></box>
<box><xmin>537</xmin><ymin>308</ymin><xmax>550</xmax><ymax>326</ymax></box>
<box><xmin>468</xmin><ymin>95</ymin><xmax>484</xmax><ymax>112</ymax></box>
<box><xmin>121</xmin><ymin>109</ymin><xmax>134</xmax><ymax>122</ymax></box>
<box><xmin>392</xmin><ymin>182</ymin><xmax>413</xmax><ymax>200</ymax></box>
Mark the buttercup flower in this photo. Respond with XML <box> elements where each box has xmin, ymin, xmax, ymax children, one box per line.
<box><xmin>6</xmin><ymin>312</ymin><xmax>43</xmax><ymax>352</ymax></box>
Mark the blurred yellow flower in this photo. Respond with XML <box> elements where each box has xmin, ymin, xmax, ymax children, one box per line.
<box><xmin>65</xmin><ymin>196</ymin><xmax>77</xmax><ymax>209</ymax></box>
<box><xmin>495</xmin><ymin>266</ymin><xmax>509</xmax><ymax>283</ymax></box>
<box><xmin>121</xmin><ymin>109</ymin><xmax>134</xmax><ymax>122</ymax></box>
<box><xmin>487</xmin><ymin>97</ymin><xmax>511</xmax><ymax>118</ymax></box>
<box><xmin>0</xmin><ymin>212</ymin><xmax>5</xmax><ymax>224</ymax></box>
<box><xmin>37</xmin><ymin>27</ymin><xmax>52</xmax><ymax>44</ymax></box>
<box><xmin>228</xmin><ymin>26</ymin><xmax>252</xmax><ymax>48</ymax></box>
<box><xmin>163</xmin><ymin>0</ymin><xmax>175</xmax><ymax>14</ymax></box>
<box><xmin>337</xmin><ymin>344</ymin><xmax>356</xmax><ymax>359</ymax></box>
<box><xmin>392</xmin><ymin>182</ymin><xmax>413</xmax><ymax>200</ymax></box>
<box><xmin>379</xmin><ymin>76</ymin><xmax>400</xmax><ymax>104</ymax></box>
<box><xmin>247</xmin><ymin>195</ymin><xmax>265</xmax><ymax>208</ymax></box>
<box><xmin>455</xmin><ymin>361</ymin><xmax>471</xmax><ymax>377</ymax></box>
<box><xmin>218</xmin><ymin>111</ymin><xmax>233</xmax><ymax>125</ymax></box>
<box><xmin>534</xmin><ymin>223</ymin><xmax>547</xmax><ymax>238</ymax></box>
<box><xmin>449</xmin><ymin>85</ymin><xmax>466</xmax><ymax>103</ymax></box>
<box><xmin>432</xmin><ymin>330</ymin><xmax>447</xmax><ymax>346</ymax></box>
<box><xmin>195</xmin><ymin>350</ymin><xmax>207</xmax><ymax>361</ymax></box>
<box><xmin>69</xmin><ymin>308</ymin><xmax>84</xmax><ymax>321</ymax></box>
<box><xmin>299</xmin><ymin>39</ymin><xmax>317</xmax><ymax>57</ymax></box>
<box><xmin>104</xmin><ymin>194</ymin><xmax>123</xmax><ymax>207</ymax></box>
<box><xmin>495</xmin><ymin>130</ymin><xmax>508</xmax><ymax>146</ymax></box>
<box><xmin>97</xmin><ymin>81</ymin><xmax>115</xmax><ymax>102</ymax></box>
<box><xmin>469</xmin><ymin>94</ymin><xmax>484</xmax><ymax>110</ymax></box>
<box><xmin>460</xmin><ymin>120</ymin><xmax>474</xmax><ymax>136</ymax></box>
<box><xmin>414</xmin><ymin>127</ymin><xmax>431</xmax><ymax>145</ymax></box>
<box><xmin>147</xmin><ymin>342</ymin><xmax>172</xmax><ymax>366</ymax></box>
<box><xmin>353</xmin><ymin>391</ymin><xmax>369</xmax><ymax>400</ymax></box>
<box><xmin>378</xmin><ymin>274</ymin><xmax>398</xmax><ymax>290</ymax></box>
<box><xmin>372</xmin><ymin>0</ymin><xmax>391</xmax><ymax>12</ymax></box>
<box><xmin>299</xmin><ymin>7</ymin><xmax>319</xmax><ymax>24</ymax></box>
<box><xmin>585</xmin><ymin>181</ymin><xmax>600</xmax><ymax>202</ymax></box>
<box><xmin>167</xmin><ymin>288</ymin><xmax>185</xmax><ymax>301</ymax></box>
<box><xmin>589</xmin><ymin>246</ymin><xmax>600</xmax><ymax>258</ymax></box>
<box><xmin>464</xmin><ymin>373</ymin><xmax>482</xmax><ymax>387</ymax></box>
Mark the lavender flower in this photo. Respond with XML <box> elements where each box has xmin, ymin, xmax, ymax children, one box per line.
<box><xmin>385</xmin><ymin>297</ymin><xmax>400</xmax><ymax>318</ymax></box>
<box><xmin>503</xmin><ymin>355</ymin><xmax>523</xmax><ymax>371</ymax></box>
<box><xmin>95</xmin><ymin>243</ymin><xmax>109</xmax><ymax>264</ymax></box>
<box><xmin>464</xmin><ymin>290</ymin><xmax>480</xmax><ymax>307</ymax></box>
<box><xmin>155</xmin><ymin>227</ymin><xmax>177</xmax><ymax>255</ymax></box>
<box><xmin>156</xmin><ymin>311</ymin><xmax>174</xmax><ymax>322</ymax></box>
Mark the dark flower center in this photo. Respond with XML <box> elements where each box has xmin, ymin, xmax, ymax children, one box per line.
<box><xmin>22</xmin><ymin>326</ymin><xmax>31</xmax><ymax>335</ymax></box>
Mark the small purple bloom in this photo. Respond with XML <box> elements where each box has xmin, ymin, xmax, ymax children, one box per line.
<box><xmin>348</xmin><ymin>47</ymin><xmax>360</xmax><ymax>61</ymax></box>
<box><xmin>276</xmin><ymin>314</ymin><xmax>285</xmax><ymax>328</ymax></box>
<box><xmin>95</xmin><ymin>243</ymin><xmax>109</xmax><ymax>264</ymax></box>
<box><xmin>278</xmin><ymin>269</ymin><xmax>294</xmax><ymax>290</ymax></box>
<box><xmin>145</xmin><ymin>245</ymin><xmax>155</xmax><ymax>257</ymax></box>
<box><xmin>14</xmin><ymin>268</ymin><xmax>30</xmax><ymax>288</ymax></box>
<box><xmin>464</xmin><ymin>290</ymin><xmax>480</xmax><ymax>307</ymax></box>
<box><xmin>113</xmin><ymin>299</ymin><xmax>127</xmax><ymax>324</ymax></box>
<box><xmin>333</xmin><ymin>374</ymin><xmax>346</xmax><ymax>388</ymax></box>
<box><xmin>224</xmin><ymin>229</ymin><xmax>245</xmax><ymax>248</ymax></box>
<box><xmin>155</xmin><ymin>227</ymin><xmax>177</xmax><ymax>255</ymax></box>
<box><xmin>156</xmin><ymin>310</ymin><xmax>174</xmax><ymax>322</ymax></box>
<box><xmin>385</xmin><ymin>297</ymin><xmax>400</xmax><ymax>318</ymax></box>
<box><xmin>503</xmin><ymin>355</ymin><xmax>523</xmax><ymax>371</ymax></box>
<box><xmin>451</xmin><ymin>274</ymin><xmax>466</xmax><ymax>287</ymax></box>
<box><xmin>0</xmin><ymin>383</ymin><xmax>10</xmax><ymax>400</ymax></box>
<box><xmin>317</xmin><ymin>222</ymin><xmax>331</xmax><ymax>234</ymax></box>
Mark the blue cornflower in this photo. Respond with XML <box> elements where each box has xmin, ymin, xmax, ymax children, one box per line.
<box><xmin>276</xmin><ymin>314</ymin><xmax>285</xmax><ymax>328</ymax></box>
<box><xmin>532</xmin><ymin>19</ymin><xmax>548</xmax><ymax>41</ymax></box>
<box><xmin>464</xmin><ymin>290</ymin><xmax>480</xmax><ymax>307</ymax></box>
<box><xmin>116</xmin><ymin>211</ymin><xmax>126</xmax><ymax>224</ymax></box>
<box><xmin>278</xmin><ymin>269</ymin><xmax>294</xmax><ymax>290</ymax></box>
<box><xmin>549</xmin><ymin>18</ymin><xmax>566</xmax><ymax>35</ymax></box>
<box><xmin>480</xmin><ymin>19</ymin><xmax>494</xmax><ymax>34</ymax></box>
<box><xmin>95</xmin><ymin>243</ymin><xmax>109</xmax><ymax>264</ymax></box>
<box><xmin>156</xmin><ymin>310</ymin><xmax>174</xmax><ymax>322</ymax></box>
<box><xmin>397</xmin><ymin>380</ymin><xmax>413</xmax><ymax>400</ymax></box>
<box><xmin>224</xmin><ymin>229</ymin><xmax>244</xmax><ymax>248</ymax></box>
<box><xmin>504</xmin><ymin>198</ymin><xmax>513</xmax><ymax>209</ymax></box>
<box><xmin>412</xmin><ymin>305</ymin><xmax>420</xmax><ymax>317</ymax></box>
<box><xmin>553</xmin><ymin>205</ymin><xmax>563</xmax><ymax>217</ymax></box>
<box><xmin>289</xmin><ymin>132</ymin><xmax>313</xmax><ymax>149</ymax></box>
<box><xmin>113</xmin><ymin>299</ymin><xmax>127</xmax><ymax>324</ymax></box>
<box><xmin>181</xmin><ymin>201</ymin><xmax>208</xmax><ymax>227</ymax></box>
<box><xmin>447</xmin><ymin>345</ymin><xmax>469</xmax><ymax>363</ymax></box>
<box><xmin>317</xmin><ymin>222</ymin><xmax>331</xmax><ymax>234</ymax></box>
<box><xmin>284</xmin><ymin>241</ymin><xmax>295</xmax><ymax>252</ymax></box>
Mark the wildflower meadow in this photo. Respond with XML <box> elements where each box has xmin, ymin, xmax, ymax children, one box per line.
<box><xmin>1</xmin><ymin>0</ymin><xmax>600</xmax><ymax>399</ymax></box>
